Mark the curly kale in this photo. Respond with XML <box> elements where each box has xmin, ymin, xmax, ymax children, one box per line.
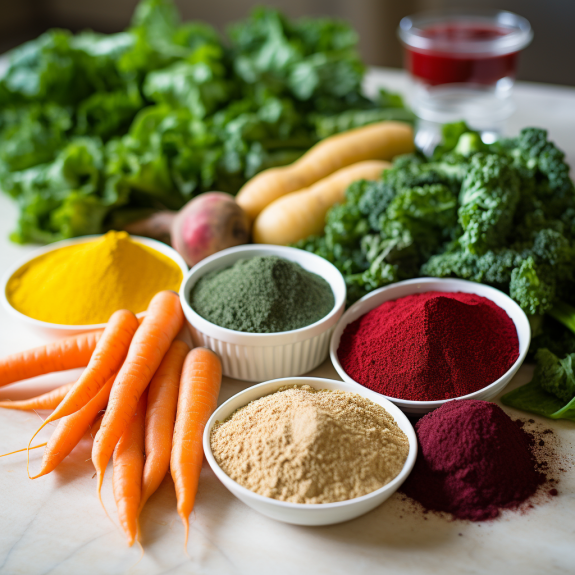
<box><xmin>296</xmin><ymin>122</ymin><xmax>575</xmax><ymax>330</ymax></box>
<box><xmin>457</xmin><ymin>154</ymin><xmax>521</xmax><ymax>254</ymax></box>
<box><xmin>510</xmin><ymin>257</ymin><xmax>556</xmax><ymax>315</ymax></box>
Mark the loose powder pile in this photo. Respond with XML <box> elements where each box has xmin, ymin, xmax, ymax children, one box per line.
<box><xmin>400</xmin><ymin>400</ymin><xmax>546</xmax><ymax>521</ymax></box>
<box><xmin>190</xmin><ymin>255</ymin><xmax>334</xmax><ymax>333</ymax></box>
<box><xmin>210</xmin><ymin>386</ymin><xmax>410</xmax><ymax>504</ymax></box>
<box><xmin>338</xmin><ymin>291</ymin><xmax>519</xmax><ymax>401</ymax></box>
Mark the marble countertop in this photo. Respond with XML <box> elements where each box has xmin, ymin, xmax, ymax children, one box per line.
<box><xmin>0</xmin><ymin>68</ymin><xmax>574</xmax><ymax>575</ymax></box>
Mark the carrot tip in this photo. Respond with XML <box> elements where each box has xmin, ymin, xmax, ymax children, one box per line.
<box><xmin>181</xmin><ymin>516</ymin><xmax>190</xmax><ymax>554</ymax></box>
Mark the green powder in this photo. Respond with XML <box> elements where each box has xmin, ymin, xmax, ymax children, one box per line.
<box><xmin>190</xmin><ymin>255</ymin><xmax>335</xmax><ymax>333</ymax></box>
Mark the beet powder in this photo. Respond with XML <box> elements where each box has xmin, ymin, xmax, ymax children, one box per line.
<box><xmin>400</xmin><ymin>400</ymin><xmax>545</xmax><ymax>521</ymax></box>
<box><xmin>337</xmin><ymin>291</ymin><xmax>519</xmax><ymax>401</ymax></box>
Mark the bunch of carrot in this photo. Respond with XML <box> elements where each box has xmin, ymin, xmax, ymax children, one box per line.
<box><xmin>0</xmin><ymin>290</ymin><xmax>222</xmax><ymax>547</ymax></box>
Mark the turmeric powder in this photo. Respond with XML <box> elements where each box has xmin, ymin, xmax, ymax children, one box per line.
<box><xmin>7</xmin><ymin>231</ymin><xmax>183</xmax><ymax>325</ymax></box>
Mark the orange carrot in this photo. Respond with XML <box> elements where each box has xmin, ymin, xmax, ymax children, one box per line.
<box><xmin>0</xmin><ymin>330</ymin><xmax>102</xmax><ymax>388</ymax></box>
<box><xmin>92</xmin><ymin>291</ymin><xmax>184</xmax><ymax>497</ymax></box>
<box><xmin>90</xmin><ymin>413</ymin><xmax>104</xmax><ymax>438</ymax></box>
<box><xmin>171</xmin><ymin>347</ymin><xmax>222</xmax><ymax>546</ymax></box>
<box><xmin>0</xmin><ymin>443</ymin><xmax>47</xmax><ymax>458</ymax></box>
<box><xmin>0</xmin><ymin>382</ymin><xmax>74</xmax><ymax>411</ymax></box>
<box><xmin>30</xmin><ymin>374</ymin><xmax>115</xmax><ymax>479</ymax></box>
<box><xmin>140</xmin><ymin>340</ymin><xmax>189</xmax><ymax>513</ymax></box>
<box><xmin>37</xmin><ymin>309</ymin><xmax>139</xmax><ymax>431</ymax></box>
<box><xmin>113</xmin><ymin>389</ymin><xmax>147</xmax><ymax>546</ymax></box>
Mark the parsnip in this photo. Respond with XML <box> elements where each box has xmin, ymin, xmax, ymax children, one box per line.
<box><xmin>253</xmin><ymin>160</ymin><xmax>390</xmax><ymax>245</ymax></box>
<box><xmin>236</xmin><ymin>121</ymin><xmax>414</xmax><ymax>221</ymax></box>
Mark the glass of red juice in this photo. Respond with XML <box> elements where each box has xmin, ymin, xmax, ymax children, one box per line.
<box><xmin>398</xmin><ymin>9</ymin><xmax>532</xmax><ymax>151</ymax></box>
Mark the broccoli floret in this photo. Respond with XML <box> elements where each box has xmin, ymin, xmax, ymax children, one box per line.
<box><xmin>457</xmin><ymin>154</ymin><xmax>521</xmax><ymax>254</ymax></box>
<box><xmin>510</xmin><ymin>256</ymin><xmax>556</xmax><ymax>315</ymax></box>
<box><xmin>534</xmin><ymin>348</ymin><xmax>575</xmax><ymax>403</ymax></box>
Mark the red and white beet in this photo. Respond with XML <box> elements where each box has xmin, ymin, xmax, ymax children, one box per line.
<box><xmin>124</xmin><ymin>192</ymin><xmax>251</xmax><ymax>267</ymax></box>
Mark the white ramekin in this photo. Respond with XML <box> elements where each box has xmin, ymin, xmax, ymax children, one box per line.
<box><xmin>180</xmin><ymin>245</ymin><xmax>346</xmax><ymax>381</ymax></box>
<box><xmin>330</xmin><ymin>277</ymin><xmax>531</xmax><ymax>415</ymax></box>
<box><xmin>204</xmin><ymin>377</ymin><xmax>417</xmax><ymax>526</ymax></box>
<box><xmin>1</xmin><ymin>235</ymin><xmax>188</xmax><ymax>339</ymax></box>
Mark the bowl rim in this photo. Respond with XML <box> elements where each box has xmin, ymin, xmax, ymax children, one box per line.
<box><xmin>330</xmin><ymin>277</ymin><xmax>531</xmax><ymax>407</ymax></box>
<box><xmin>1</xmin><ymin>234</ymin><xmax>188</xmax><ymax>331</ymax></box>
<box><xmin>203</xmin><ymin>376</ymin><xmax>418</xmax><ymax>510</ymax></box>
<box><xmin>180</xmin><ymin>244</ymin><xmax>347</xmax><ymax>342</ymax></box>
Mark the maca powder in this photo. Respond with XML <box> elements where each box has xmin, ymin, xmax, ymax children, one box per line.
<box><xmin>337</xmin><ymin>291</ymin><xmax>519</xmax><ymax>401</ymax></box>
<box><xmin>210</xmin><ymin>386</ymin><xmax>409</xmax><ymax>504</ymax></box>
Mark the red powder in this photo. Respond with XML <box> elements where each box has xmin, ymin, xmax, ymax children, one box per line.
<box><xmin>400</xmin><ymin>400</ymin><xmax>546</xmax><ymax>521</ymax></box>
<box><xmin>338</xmin><ymin>291</ymin><xmax>519</xmax><ymax>401</ymax></box>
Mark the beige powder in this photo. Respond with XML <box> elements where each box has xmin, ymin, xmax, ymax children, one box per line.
<box><xmin>210</xmin><ymin>385</ymin><xmax>410</xmax><ymax>504</ymax></box>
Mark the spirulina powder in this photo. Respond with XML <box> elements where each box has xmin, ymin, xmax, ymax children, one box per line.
<box><xmin>190</xmin><ymin>255</ymin><xmax>334</xmax><ymax>333</ymax></box>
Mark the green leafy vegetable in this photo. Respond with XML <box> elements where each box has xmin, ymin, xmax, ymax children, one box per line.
<box><xmin>501</xmin><ymin>348</ymin><xmax>575</xmax><ymax>421</ymax></box>
<box><xmin>297</xmin><ymin>124</ymin><xmax>575</xmax><ymax>312</ymax></box>
<box><xmin>0</xmin><ymin>0</ymin><xmax>413</xmax><ymax>244</ymax></box>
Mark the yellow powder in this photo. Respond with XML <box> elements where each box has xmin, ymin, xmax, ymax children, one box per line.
<box><xmin>7</xmin><ymin>231</ymin><xmax>183</xmax><ymax>325</ymax></box>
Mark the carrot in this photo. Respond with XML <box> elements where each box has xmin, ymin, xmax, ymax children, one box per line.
<box><xmin>0</xmin><ymin>330</ymin><xmax>103</xmax><ymax>388</ymax></box>
<box><xmin>90</xmin><ymin>413</ymin><xmax>104</xmax><ymax>438</ymax></box>
<box><xmin>140</xmin><ymin>340</ymin><xmax>190</xmax><ymax>512</ymax></box>
<box><xmin>0</xmin><ymin>382</ymin><xmax>74</xmax><ymax>411</ymax></box>
<box><xmin>253</xmin><ymin>160</ymin><xmax>391</xmax><ymax>245</ymax></box>
<box><xmin>92</xmin><ymin>291</ymin><xmax>184</xmax><ymax>497</ymax></box>
<box><xmin>236</xmin><ymin>121</ymin><xmax>414</xmax><ymax>220</ymax></box>
<box><xmin>30</xmin><ymin>374</ymin><xmax>115</xmax><ymax>479</ymax></box>
<box><xmin>171</xmin><ymin>347</ymin><xmax>222</xmax><ymax>546</ymax></box>
<box><xmin>2</xmin><ymin>413</ymin><xmax>103</xmax><ymax>459</ymax></box>
<box><xmin>113</xmin><ymin>389</ymin><xmax>147</xmax><ymax>546</ymax></box>
<box><xmin>0</xmin><ymin>443</ymin><xmax>47</xmax><ymax>458</ymax></box>
<box><xmin>37</xmin><ymin>309</ymin><xmax>139</xmax><ymax>432</ymax></box>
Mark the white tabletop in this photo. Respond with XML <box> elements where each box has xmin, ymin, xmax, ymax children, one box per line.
<box><xmin>0</xmin><ymin>68</ymin><xmax>574</xmax><ymax>575</ymax></box>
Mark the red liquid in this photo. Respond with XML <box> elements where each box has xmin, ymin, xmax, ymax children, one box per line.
<box><xmin>405</xmin><ymin>24</ymin><xmax>520</xmax><ymax>86</ymax></box>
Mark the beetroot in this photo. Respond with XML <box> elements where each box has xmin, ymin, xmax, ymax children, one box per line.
<box><xmin>124</xmin><ymin>192</ymin><xmax>251</xmax><ymax>267</ymax></box>
<box><xmin>400</xmin><ymin>400</ymin><xmax>545</xmax><ymax>521</ymax></box>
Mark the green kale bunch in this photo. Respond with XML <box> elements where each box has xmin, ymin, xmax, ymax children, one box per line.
<box><xmin>0</xmin><ymin>0</ymin><xmax>413</xmax><ymax>243</ymax></box>
<box><xmin>297</xmin><ymin>122</ymin><xmax>575</xmax><ymax>420</ymax></box>
<box><xmin>296</xmin><ymin>124</ymin><xmax>575</xmax><ymax>324</ymax></box>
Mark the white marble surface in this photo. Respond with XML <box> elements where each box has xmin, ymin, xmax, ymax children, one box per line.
<box><xmin>0</xmin><ymin>69</ymin><xmax>574</xmax><ymax>575</ymax></box>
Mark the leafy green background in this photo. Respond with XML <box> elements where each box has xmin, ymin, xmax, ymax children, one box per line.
<box><xmin>0</xmin><ymin>0</ymin><xmax>412</xmax><ymax>244</ymax></box>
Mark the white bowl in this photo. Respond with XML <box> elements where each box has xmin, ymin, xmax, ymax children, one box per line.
<box><xmin>1</xmin><ymin>235</ymin><xmax>188</xmax><ymax>338</ymax></box>
<box><xmin>180</xmin><ymin>245</ymin><xmax>346</xmax><ymax>381</ymax></box>
<box><xmin>330</xmin><ymin>278</ymin><xmax>531</xmax><ymax>415</ymax></box>
<box><xmin>203</xmin><ymin>377</ymin><xmax>417</xmax><ymax>526</ymax></box>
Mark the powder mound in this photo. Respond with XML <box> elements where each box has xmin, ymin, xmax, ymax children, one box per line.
<box><xmin>338</xmin><ymin>291</ymin><xmax>519</xmax><ymax>401</ymax></box>
<box><xmin>210</xmin><ymin>386</ymin><xmax>410</xmax><ymax>504</ymax></box>
<box><xmin>190</xmin><ymin>255</ymin><xmax>335</xmax><ymax>333</ymax></box>
<box><xmin>400</xmin><ymin>400</ymin><xmax>546</xmax><ymax>521</ymax></box>
<box><xmin>7</xmin><ymin>231</ymin><xmax>183</xmax><ymax>325</ymax></box>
